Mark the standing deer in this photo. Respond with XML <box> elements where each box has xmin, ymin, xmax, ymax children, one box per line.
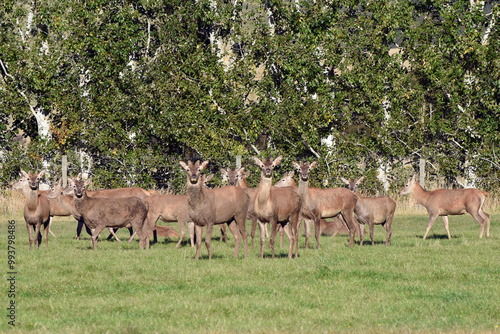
<box><xmin>341</xmin><ymin>176</ymin><xmax>396</xmax><ymax>246</ymax></box>
<box><xmin>179</xmin><ymin>160</ymin><xmax>249</xmax><ymax>260</ymax></box>
<box><xmin>253</xmin><ymin>156</ymin><xmax>302</xmax><ymax>259</ymax></box>
<box><xmin>64</xmin><ymin>178</ymin><xmax>149</xmax><ymax>250</ymax></box>
<box><xmin>274</xmin><ymin>171</ymin><xmax>347</xmax><ymax>243</ymax></box>
<box><xmin>19</xmin><ymin>170</ymin><xmax>51</xmax><ymax>250</ymax></box>
<box><xmin>399</xmin><ymin>174</ymin><xmax>490</xmax><ymax>239</ymax></box>
<box><xmin>220</xmin><ymin>167</ymin><xmax>267</xmax><ymax>247</ymax></box>
<box><xmin>293</xmin><ymin>161</ymin><xmax>360</xmax><ymax>248</ymax></box>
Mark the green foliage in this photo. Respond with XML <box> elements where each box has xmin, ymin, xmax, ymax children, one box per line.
<box><xmin>1</xmin><ymin>0</ymin><xmax>499</xmax><ymax>191</ymax></box>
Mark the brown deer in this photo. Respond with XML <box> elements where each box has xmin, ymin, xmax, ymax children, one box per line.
<box><xmin>341</xmin><ymin>176</ymin><xmax>396</xmax><ymax>246</ymax></box>
<box><xmin>274</xmin><ymin>171</ymin><xmax>348</xmax><ymax>243</ymax></box>
<box><xmin>179</xmin><ymin>160</ymin><xmax>249</xmax><ymax>260</ymax></box>
<box><xmin>399</xmin><ymin>174</ymin><xmax>490</xmax><ymax>239</ymax></box>
<box><xmin>19</xmin><ymin>170</ymin><xmax>51</xmax><ymax>249</ymax></box>
<box><xmin>253</xmin><ymin>156</ymin><xmax>302</xmax><ymax>259</ymax></box>
<box><xmin>12</xmin><ymin>174</ymin><xmax>64</xmax><ymax>239</ymax></box>
<box><xmin>292</xmin><ymin>161</ymin><xmax>360</xmax><ymax>248</ymax></box>
<box><xmin>220</xmin><ymin>167</ymin><xmax>267</xmax><ymax>248</ymax></box>
<box><xmin>64</xmin><ymin>178</ymin><xmax>149</xmax><ymax>250</ymax></box>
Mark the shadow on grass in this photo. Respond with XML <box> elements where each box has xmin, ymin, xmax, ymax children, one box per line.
<box><xmin>417</xmin><ymin>234</ymin><xmax>455</xmax><ymax>239</ymax></box>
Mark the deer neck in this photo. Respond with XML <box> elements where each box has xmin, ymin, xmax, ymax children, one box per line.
<box><xmin>297</xmin><ymin>178</ymin><xmax>310</xmax><ymax>201</ymax></box>
<box><xmin>26</xmin><ymin>188</ymin><xmax>39</xmax><ymax>211</ymax></box>
<box><xmin>186</xmin><ymin>179</ymin><xmax>206</xmax><ymax>208</ymax></box>
<box><xmin>256</xmin><ymin>174</ymin><xmax>273</xmax><ymax>207</ymax></box>
<box><xmin>238</xmin><ymin>178</ymin><xmax>249</xmax><ymax>189</ymax></box>
<box><xmin>411</xmin><ymin>182</ymin><xmax>431</xmax><ymax>206</ymax></box>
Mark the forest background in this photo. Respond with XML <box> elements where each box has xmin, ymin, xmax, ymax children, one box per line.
<box><xmin>1</xmin><ymin>0</ymin><xmax>499</xmax><ymax>195</ymax></box>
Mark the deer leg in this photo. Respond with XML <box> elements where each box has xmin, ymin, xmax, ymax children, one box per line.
<box><xmin>235</xmin><ymin>213</ymin><xmax>248</xmax><ymax>258</ymax></box>
<box><xmin>385</xmin><ymin>214</ymin><xmax>394</xmax><ymax>246</ymax></box>
<box><xmin>441</xmin><ymin>216</ymin><xmax>451</xmax><ymax>239</ymax></box>
<box><xmin>279</xmin><ymin>225</ymin><xmax>284</xmax><ymax>248</ymax></box>
<box><xmin>205</xmin><ymin>224</ymin><xmax>214</xmax><ymax>260</ymax></box>
<box><xmin>369</xmin><ymin>223</ymin><xmax>375</xmax><ymax>246</ymax></box>
<box><xmin>108</xmin><ymin>228</ymin><xmax>122</xmax><ymax>243</ymax></box>
<box><xmin>292</xmin><ymin>215</ymin><xmax>300</xmax><ymax>258</ymax></box>
<box><xmin>468</xmin><ymin>205</ymin><xmax>487</xmax><ymax>239</ymax></box>
<box><xmin>303</xmin><ymin>218</ymin><xmax>311</xmax><ymax>249</ymax></box>
<box><xmin>48</xmin><ymin>216</ymin><xmax>57</xmax><ymax>238</ymax></box>
<box><xmin>423</xmin><ymin>214</ymin><xmax>438</xmax><ymax>239</ymax></box>
<box><xmin>282</xmin><ymin>223</ymin><xmax>293</xmax><ymax>259</ymax></box>
<box><xmin>91</xmin><ymin>226</ymin><xmax>106</xmax><ymax>250</ymax></box>
<box><xmin>43</xmin><ymin>220</ymin><xmax>50</xmax><ymax>248</ymax></box>
<box><xmin>194</xmin><ymin>225</ymin><xmax>203</xmax><ymax>260</ymax></box>
<box><xmin>227</xmin><ymin>221</ymin><xmax>242</xmax><ymax>258</ymax></box>
<box><xmin>258</xmin><ymin>221</ymin><xmax>266</xmax><ymax>258</ymax></box>
<box><xmin>188</xmin><ymin>222</ymin><xmax>195</xmax><ymax>247</ymax></box>
<box><xmin>359</xmin><ymin>224</ymin><xmax>365</xmax><ymax>246</ymax></box>
<box><xmin>34</xmin><ymin>223</ymin><xmax>42</xmax><ymax>249</ymax></box>
<box><xmin>220</xmin><ymin>224</ymin><xmax>228</xmax><ymax>243</ymax></box>
<box><xmin>175</xmin><ymin>220</ymin><xmax>186</xmax><ymax>248</ymax></box>
<box><xmin>251</xmin><ymin>217</ymin><xmax>257</xmax><ymax>248</ymax></box>
<box><xmin>314</xmin><ymin>217</ymin><xmax>321</xmax><ymax>249</ymax></box>
<box><xmin>27</xmin><ymin>223</ymin><xmax>34</xmax><ymax>250</ymax></box>
<box><xmin>477</xmin><ymin>197</ymin><xmax>490</xmax><ymax>238</ymax></box>
<box><xmin>343</xmin><ymin>210</ymin><xmax>359</xmax><ymax>247</ymax></box>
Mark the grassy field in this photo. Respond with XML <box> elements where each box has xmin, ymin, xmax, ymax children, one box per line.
<box><xmin>1</xmin><ymin>207</ymin><xmax>499</xmax><ymax>333</ymax></box>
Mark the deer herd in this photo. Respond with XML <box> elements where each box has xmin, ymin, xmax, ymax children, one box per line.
<box><xmin>11</xmin><ymin>156</ymin><xmax>492</xmax><ymax>258</ymax></box>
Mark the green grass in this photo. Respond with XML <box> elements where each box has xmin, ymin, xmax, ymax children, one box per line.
<box><xmin>1</xmin><ymin>212</ymin><xmax>499</xmax><ymax>333</ymax></box>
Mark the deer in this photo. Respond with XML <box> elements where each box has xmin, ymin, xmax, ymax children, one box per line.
<box><xmin>292</xmin><ymin>161</ymin><xmax>360</xmax><ymax>248</ymax></box>
<box><xmin>220</xmin><ymin>167</ymin><xmax>267</xmax><ymax>248</ymax></box>
<box><xmin>18</xmin><ymin>170</ymin><xmax>51</xmax><ymax>250</ymax></box>
<box><xmin>11</xmin><ymin>173</ymin><xmax>66</xmax><ymax>239</ymax></box>
<box><xmin>399</xmin><ymin>174</ymin><xmax>491</xmax><ymax>239</ymax></box>
<box><xmin>252</xmin><ymin>156</ymin><xmax>302</xmax><ymax>259</ymax></box>
<box><xmin>179</xmin><ymin>160</ymin><xmax>249</xmax><ymax>260</ymax></box>
<box><xmin>274</xmin><ymin>171</ymin><xmax>347</xmax><ymax>244</ymax></box>
<box><xmin>64</xmin><ymin>178</ymin><xmax>149</xmax><ymax>250</ymax></box>
<box><xmin>341</xmin><ymin>176</ymin><xmax>396</xmax><ymax>246</ymax></box>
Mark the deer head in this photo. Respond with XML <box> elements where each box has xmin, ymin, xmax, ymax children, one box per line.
<box><xmin>292</xmin><ymin>161</ymin><xmax>317</xmax><ymax>181</ymax></box>
<box><xmin>399</xmin><ymin>174</ymin><xmax>418</xmax><ymax>195</ymax></box>
<box><xmin>341</xmin><ymin>176</ymin><xmax>364</xmax><ymax>193</ymax></box>
<box><xmin>275</xmin><ymin>171</ymin><xmax>295</xmax><ymax>187</ymax></box>
<box><xmin>220</xmin><ymin>168</ymin><xmax>239</xmax><ymax>186</ymax></box>
<box><xmin>179</xmin><ymin>160</ymin><xmax>209</xmax><ymax>185</ymax></box>
<box><xmin>253</xmin><ymin>156</ymin><xmax>282</xmax><ymax>178</ymax></box>
<box><xmin>21</xmin><ymin>169</ymin><xmax>46</xmax><ymax>190</ymax></box>
<box><xmin>66</xmin><ymin>177</ymin><xmax>92</xmax><ymax>198</ymax></box>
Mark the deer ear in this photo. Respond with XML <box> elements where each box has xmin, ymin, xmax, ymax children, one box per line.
<box><xmin>200</xmin><ymin>160</ymin><xmax>209</xmax><ymax>170</ymax></box>
<box><xmin>84</xmin><ymin>177</ymin><xmax>92</xmax><ymax>187</ymax></box>
<box><xmin>341</xmin><ymin>177</ymin><xmax>349</xmax><ymax>185</ymax></box>
<box><xmin>244</xmin><ymin>171</ymin><xmax>250</xmax><ymax>178</ymax></box>
<box><xmin>179</xmin><ymin>161</ymin><xmax>189</xmax><ymax>171</ymax></box>
<box><xmin>309</xmin><ymin>161</ymin><xmax>317</xmax><ymax>170</ymax></box>
<box><xmin>205</xmin><ymin>174</ymin><xmax>214</xmax><ymax>182</ymax></box>
<box><xmin>356</xmin><ymin>176</ymin><xmax>364</xmax><ymax>185</ymax></box>
<box><xmin>288</xmin><ymin>171</ymin><xmax>295</xmax><ymax>177</ymax></box>
<box><xmin>253</xmin><ymin>156</ymin><xmax>264</xmax><ymax>167</ymax></box>
<box><xmin>292</xmin><ymin>162</ymin><xmax>301</xmax><ymax>171</ymax></box>
<box><xmin>220</xmin><ymin>168</ymin><xmax>227</xmax><ymax>176</ymax></box>
<box><xmin>21</xmin><ymin>169</ymin><xmax>28</xmax><ymax>177</ymax></box>
<box><xmin>272</xmin><ymin>155</ymin><xmax>283</xmax><ymax>167</ymax></box>
<box><xmin>38</xmin><ymin>170</ymin><xmax>46</xmax><ymax>179</ymax></box>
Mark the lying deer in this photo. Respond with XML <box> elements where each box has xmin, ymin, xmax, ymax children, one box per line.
<box><xmin>341</xmin><ymin>176</ymin><xmax>396</xmax><ymax>246</ymax></box>
<box><xmin>293</xmin><ymin>161</ymin><xmax>359</xmax><ymax>248</ymax></box>
<box><xmin>179</xmin><ymin>160</ymin><xmax>249</xmax><ymax>260</ymax></box>
<box><xmin>19</xmin><ymin>170</ymin><xmax>51</xmax><ymax>250</ymax></box>
<box><xmin>64</xmin><ymin>178</ymin><xmax>149</xmax><ymax>250</ymax></box>
<box><xmin>253</xmin><ymin>156</ymin><xmax>302</xmax><ymax>259</ymax></box>
<box><xmin>399</xmin><ymin>174</ymin><xmax>490</xmax><ymax>239</ymax></box>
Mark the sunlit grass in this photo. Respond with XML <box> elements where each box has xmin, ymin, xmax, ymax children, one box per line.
<box><xmin>1</xmin><ymin>207</ymin><xmax>499</xmax><ymax>333</ymax></box>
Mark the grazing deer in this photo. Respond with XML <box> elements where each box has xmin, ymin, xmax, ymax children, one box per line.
<box><xmin>64</xmin><ymin>178</ymin><xmax>149</xmax><ymax>250</ymax></box>
<box><xmin>399</xmin><ymin>174</ymin><xmax>490</xmax><ymax>239</ymax></box>
<box><xmin>341</xmin><ymin>176</ymin><xmax>396</xmax><ymax>246</ymax></box>
<box><xmin>253</xmin><ymin>156</ymin><xmax>302</xmax><ymax>259</ymax></box>
<box><xmin>179</xmin><ymin>160</ymin><xmax>249</xmax><ymax>260</ymax></box>
<box><xmin>19</xmin><ymin>170</ymin><xmax>51</xmax><ymax>250</ymax></box>
<box><xmin>293</xmin><ymin>161</ymin><xmax>360</xmax><ymax>248</ymax></box>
